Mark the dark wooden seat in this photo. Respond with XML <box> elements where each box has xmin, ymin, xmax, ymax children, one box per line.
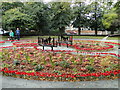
<box><xmin>38</xmin><ymin>36</ymin><xmax>73</xmax><ymax>50</ymax></box>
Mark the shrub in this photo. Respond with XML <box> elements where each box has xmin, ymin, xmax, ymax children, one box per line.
<box><xmin>13</xmin><ymin>60</ymin><xmax>20</xmax><ymax>65</ymax></box>
<box><xmin>35</xmin><ymin>64</ymin><xmax>44</xmax><ymax>71</ymax></box>
<box><xmin>104</xmin><ymin>67</ymin><xmax>111</xmax><ymax>72</ymax></box>
<box><xmin>86</xmin><ymin>66</ymin><xmax>95</xmax><ymax>72</ymax></box>
<box><xmin>60</xmin><ymin>61</ymin><xmax>70</xmax><ymax>68</ymax></box>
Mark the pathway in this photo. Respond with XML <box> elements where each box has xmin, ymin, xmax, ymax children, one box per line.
<box><xmin>1</xmin><ymin>76</ymin><xmax>118</xmax><ymax>88</ymax></box>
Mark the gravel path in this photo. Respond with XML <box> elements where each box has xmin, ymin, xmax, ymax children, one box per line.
<box><xmin>1</xmin><ymin>76</ymin><xmax>119</xmax><ymax>88</ymax></box>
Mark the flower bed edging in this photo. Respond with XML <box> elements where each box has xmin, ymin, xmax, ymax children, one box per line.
<box><xmin>1</xmin><ymin>68</ymin><xmax>119</xmax><ymax>81</ymax></box>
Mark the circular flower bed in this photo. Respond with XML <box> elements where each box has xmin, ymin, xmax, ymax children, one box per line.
<box><xmin>73</xmin><ymin>40</ymin><xmax>114</xmax><ymax>52</ymax></box>
<box><xmin>1</xmin><ymin>47</ymin><xmax>120</xmax><ymax>81</ymax></box>
<box><xmin>12</xmin><ymin>39</ymin><xmax>116</xmax><ymax>52</ymax></box>
<box><xmin>0</xmin><ymin>41</ymin><xmax>5</xmax><ymax>45</ymax></box>
<box><xmin>0</xmin><ymin>41</ymin><xmax>5</xmax><ymax>43</ymax></box>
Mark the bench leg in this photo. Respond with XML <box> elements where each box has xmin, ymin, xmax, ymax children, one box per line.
<box><xmin>43</xmin><ymin>46</ymin><xmax>44</xmax><ymax>50</ymax></box>
<box><xmin>67</xmin><ymin>43</ymin><xmax>68</xmax><ymax>48</ymax></box>
<box><xmin>51</xmin><ymin>47</ymin><xmax>53</xmax><ymax>51</ymax></box>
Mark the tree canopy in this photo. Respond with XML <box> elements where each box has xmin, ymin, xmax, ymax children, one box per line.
<box><xmin>1</xmin><ymin>1</ymin><xmax>119</xmax><ymax>35</ymax></box>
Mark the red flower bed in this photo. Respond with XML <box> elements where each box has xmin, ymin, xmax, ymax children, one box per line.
<box><xmin>13</xmin><ymin>42</ymin><xmax>38</xmax><ymax>47</ymax></box>
<box><xmin>73</xmin><ymin>44</ymin><xmax>113</xmax><ymax>51</ymax></box>
<box><xmin>12</xmin><ymin>39</ymin><xmax>117</xmax><ymax>52</ymax></box>
<box><xmin>1</xmin><ymin>39</ymin><xmax>120</xmax><ymax>81</ymax></box>
<box><xmin>0</xmin><ymin>41</ymin><xmax>5</xmax><ymax>44</ymax></box>
<box><xmin>1</xmin><ymin>47</ymin><xmax>120</xmax><ymax>81</ymax></box>
<box><xmin>1</xmin><ymin>68</ymin><xmax>120</xmax><ymax>81</ymax></box>
<box><xmin>73</xmin><ymin>40</ymin><xmax>115</xmax><ymax>52</ymax></box>
<box><xmin>105</xmin><ymin>42</ymin><xmax>120</xmax><ymax>45</ymax></box>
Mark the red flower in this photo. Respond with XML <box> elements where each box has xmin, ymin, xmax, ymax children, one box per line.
<box><xmin>113</xmin><ymin>71</ymin><xmax>119</xmax><ymax>75</ymax></box>
<box><xmin>46</xmin><ymin>64</ymin><xmax>51</xmax><ymax>67</ymax></box>
<box><xmin>15</xmin><ymin>72</ymin><xmax>21</xmax><ymax>75</ymax></box>
<box><xmin>81</xmin><ymin>74</ymin><xmax>87</xmax><ymax>77</ymax></box>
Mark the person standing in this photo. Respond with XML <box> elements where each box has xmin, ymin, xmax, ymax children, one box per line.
<box><xmin>9</xmin><ymin>30</ymin><xmax>14</xmax><ymax>41</ymax></box>
<box><xmin>16</xmin><ymin>28</ymin><xmax>20</xmax><ymax>40</ymax></box>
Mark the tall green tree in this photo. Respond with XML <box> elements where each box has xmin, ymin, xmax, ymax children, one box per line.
<box><xmin>2</xmin><ymin>2</ymin><xmax>24</xmax><ymax>13</ymax></box>
<box><xmin>72</xmin><ymin>2</ymin><xmax>88</xmax><ymax>35</ymax></box>
<box><xmin>2</xmin><ymin>7</ymin><xmax>32</xmax><ymax>31</ymax></box>
<box><xmin>22</xmin><ymin>2</ymin><xmax>51</xmax><ymax>34</ymax></box>
<box><xmin>87</xmin><ymin>1</ymin><xmax>105</xmax><ymax>35</ymax></box>
<box><xmin>114</xmin><ymin>1</ymin><xmax>120</xmax><ymax>33</ymax></box>
<box><xmin>102</xmin><ymin>8</ymin><xmax>118</xmax><ymax>34</ymax></box>
<box><xmin>50</xmin><ymin>2</ymin><xmax>72</xmax><ymax>35</ymax></box>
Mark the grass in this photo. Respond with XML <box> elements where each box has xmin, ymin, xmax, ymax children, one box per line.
<box><xmin>1</xmin><ymin>35</ymin><xmax>119</xmax><ymax>40</ymax></box>
<box><xmin>73</xmin><ymin>36</ymin><xmax>119</xmax><ymax>40</ymax></box>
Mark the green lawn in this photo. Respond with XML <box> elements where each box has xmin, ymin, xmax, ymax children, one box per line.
<box><xmin>1</xmin><ymin>35</ymin><xmax>119</xmax><ymax>40</ymax></box>
<box><xmin>73</xmin><ymin>36</ymin><xmax>119</xmax><ymax>40</ymax></box>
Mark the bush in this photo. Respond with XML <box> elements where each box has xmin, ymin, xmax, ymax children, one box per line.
<box><xmin>35</xmin><ymin>64</ymin><xmax>44</xmax><ymax>71</ymax></box>
<box><xmin>86</xmin><ymin>66</ymin><xmax>95</xmax><ymax>72</ymax></box>
<box><xmin>60</xmin><ymin>61</ymin><xmax>70</xmax><ymax>68</ymax></box>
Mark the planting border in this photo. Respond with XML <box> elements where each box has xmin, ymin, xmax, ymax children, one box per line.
<box><xmin>1</xmin><ymin>39</ymin><xmax>120</xmax><ymax>81</ymax></box>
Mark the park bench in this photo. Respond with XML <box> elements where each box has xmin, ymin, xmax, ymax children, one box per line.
<box><xmin>57</xmin><ymin>36</ymin><xmax>73</xmax><ymax>47</ymax></box>
<box><xmin>38</xmin><ymin>36</ymin><xmax>57</xmax><ymax>50</ymax></box>
<box><xmin>38</xmin><ymin>36</ymin><xmax>73</xmax><ymax>50</ymax></box>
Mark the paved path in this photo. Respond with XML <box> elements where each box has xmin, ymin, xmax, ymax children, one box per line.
<box><xmin>1</xmin><ymin>76</ymin><xmax>118</xmax><ymax>88</ymax></box>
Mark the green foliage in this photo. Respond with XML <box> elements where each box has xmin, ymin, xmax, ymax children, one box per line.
<box><xmin>60</xmin><ymin>61</ymin><xmax>70</xmax><ymax>68</ymax></box>
<box><xmin>86</xmin><ymin>66</ymin><xmax>95</xmax><ymax>72</ymax></box>
<box><xmin>25</xmin><ymin>53</ymin><xmax>30</xmax><ymax>61</ymax></box>
<box><xmin>54</xmin><ymin>62</ymin><xmax>59</xmax><ymax>66</ymax></box>
<box><xmin>50</xmin><ymin>2</ymin><xmax>72</xmax><ymax>34</ymax></box>
<box><xmin>114</xmin><ymin>1</ymin><xmax>120</xmax><ymax>15</ymax></box>
<box><xmin>32</xmin><ymin>62</ymin><xmax>37</xmax><ymax>66</ymax></box>
<box><xmin>72</xmin><ymin>68</ymin><xmax>78</xmax><ymax>72</ymax></box>
<box><xmin>96</xmin><ymin>43</ymin><xmax>99</xmax><ymax>46</ymax></box>
<box><xmin>72</xmin><ymin>2</ymin><xmax>88</xmax><ymax>28</ymax></box>
<box><xmin>35</xmin><ymin>64</ymin><xmax>44</xmax><ymax>71</ymax></box>
<box><xmin>111</xmin><ymin>64</ymin><xmax>119</xmax><ymax>69</ymax></box>
<box><xmin>53</xmin><ymin>70</ymin><xmax>61</xmax><ymax>74</ymax></box>
<box><xmin>102</xmin><ymin>10</ymin><xmax>118</xmax><ymax>29</ymax></box>
<box><xmin>2</xmin><ymin>7</ymin><xmax>32</xmax><ymax>30</ymax></box>
<box><xmin>0</xmin><ymin>52</ymin><xmax>2</xmax><ymax>59</ymax></box>
<box><xmin>1</xmin><ymin>1</ymin><xmax>120</xmax><ymax>35</ymax></box>
<box><xmin>88</xmin><ymin>58</ymin><xmax>94</xmax><ymax>65</ymax></box>
<box><xmin>13</xmin><ymin>59</ymin><xmax>20</xmax><ymax>65</ymax></box>
<box><xmin>2</xmin><ymin>2</ymin><xmax>24</xmax><ymax>12</ymax></box>
<box><xmin>80</xmin><ymin>45</ymin><xmax>84</xmax><ymax>48</ymax></box>
<box><xmin>22</xmin><ymin>2</ymin><xmax>51</xmax><ymax>34</ymax></box>
<box><xmin>22</xmin><ymin>60</ymin><xmax>28</xmax><ymax>63</ymax></box>
<box><xmin>2</xmin><ymin>63</ymin><xmax>9</xmax><ymax>68</ymax></box>
<box><xmin>104</xmin><ymin>67</ymin><xmax>111</xmax><ymax>72</ymax></box>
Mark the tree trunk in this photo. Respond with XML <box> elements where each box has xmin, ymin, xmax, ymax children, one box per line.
<box><xmin>2</xmin><ymin>30</ymin><xmax>4</xmax><ymax>34</ymax></box>
<box><xmin>110</xmin><ymin>26</ymin><xmax>114</xmax><ymax>34</ymax></box>
<box><xmin>59</xmin><ymin>27</ymin><xmax>65</xmax><ymax>35</ymax></box>
<box><xmin>94</xmin><ymin>2</ymin><xmax>98</xmax><ymax>36</ymax></box>
<box><xmin>95</xmin><ymin>27</ymin><xmax>97</xmax><ymax>36</ymax></box>
<box><xmin>78</xmin><ymin>26</ymin><xmax>81</xmax><ymax>35</ymax></box>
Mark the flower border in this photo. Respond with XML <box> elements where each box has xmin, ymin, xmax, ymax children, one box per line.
<box><xmin>1</xmin><ymin>39</ymin><xmax>120</xmax><ymax>81</ymax></box>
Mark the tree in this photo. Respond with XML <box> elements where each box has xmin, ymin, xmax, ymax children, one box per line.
<box><xmin>22</xmin><ymin>2</ymin><xmax>51</xmax><ymax>34</ymax></box>
<box><xmin>114</xmin><ymin>1</ymin><xmax>120</xmax><ymax>33</ymax></box>
<box><xmin>50</xmin><ymin>2</ymin><xmax>72</xmax><ymax>35</ymax></box>
<box><xmin>2</xmin><ymin>2</ymin><xmax>24</xmax><ymax>13</ymax></box>
<box><xmin>2</xmin><ymin>7</ymin><xmax>32</xmax><ymax>31</ymax></box>
<box><xmin>102</xmin><ymin>8</ymin><xmax>118</xmax><ymax>34</ymax></box>
<box><xmin>86</xmin><ymin>1</ymin><xmax>105</xmax><ymax>35</ymax></box>
<box><xmin>72</xmin><ymin>2</ymin><xmax>88</xmax><ymax>35</ymax></box>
